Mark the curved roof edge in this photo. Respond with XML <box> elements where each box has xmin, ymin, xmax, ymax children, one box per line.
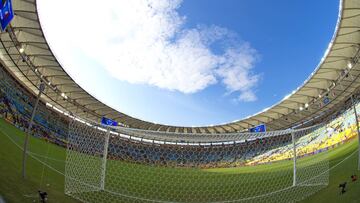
<box><xmin>1</xmin><ymin>0</ymin><xmax>360</xmax><ymax>134</ymax></box>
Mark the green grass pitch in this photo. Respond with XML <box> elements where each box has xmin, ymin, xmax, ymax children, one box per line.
<box><xmin>0</xmin><ymin>118</ymin><xmax>359</xmax><ymax>202</ymax></box>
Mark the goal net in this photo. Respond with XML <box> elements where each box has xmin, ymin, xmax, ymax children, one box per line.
<box><xmin>65</xmin><ymin>119</ymin><xmax>331</xmax><ymax>203</ymax></box>
<box><xmin>65</xmin><ymin>120</ymin><xmax>109</xmax><ymax>195</ymax></box>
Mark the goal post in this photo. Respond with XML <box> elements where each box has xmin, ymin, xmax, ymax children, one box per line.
<box><xmin>100</xmin><ymin>128</ymin><xmax>110</xmax><ymax>191</ymax></box>
<box><xmin>293</xmin><ymin>126</ymin><xmax>329</xmax><ymax>188</ymax></box>
<box><xmin>292</xmin><ymin>130</ymin><xmax>297</xmax><ymax>187</ymax></box>
<box><xmin>65</xmin><ymin>119</ymin><xmax>110</xmax><ymax>196</ymax></box>
<box><xmin>65</xmin><ymin>119</ymin><xmax>331</xmax><ymax>203</ymax></box>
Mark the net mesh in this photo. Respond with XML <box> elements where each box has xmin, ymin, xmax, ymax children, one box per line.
<box><xmin>65</xmin><ymin>122</ymin><xmax>107</xmax><ymax>194</ymax></box>
<box><xmin>65</xmin><ymin>120</ymin><xmax>329</xmax><ymax>203</ymax></box>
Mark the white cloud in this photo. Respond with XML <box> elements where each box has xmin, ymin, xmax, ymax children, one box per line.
<box><xmin>38</xmin><ymin>0</ymin><xmax>260</xmax><ymax>101</ymax></box>
<box><xmin>238</xmin><ymin>91</ymin><xmax>257</xmax><ymax>102</ymax></box>
<box><xmin>216</xmin><ymin>44</ymin><xmax>260</xmax><ymax>93</ymax></box>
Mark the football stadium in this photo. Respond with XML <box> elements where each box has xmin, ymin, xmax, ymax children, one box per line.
<box><xmin>0</xmin><ymin>0</ymin><xmax>360</xmax><ymax>202</ymax></box>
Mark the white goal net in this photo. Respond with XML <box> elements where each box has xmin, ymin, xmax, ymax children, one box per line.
<box><xmin>65</xmin><ymin>120</ymin><xmax>331</xmax><ymax>203</ymax></box>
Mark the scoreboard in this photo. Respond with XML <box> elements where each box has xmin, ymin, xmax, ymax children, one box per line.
<box><xmin>101</xmin><ymin>117</ymin><xmax>118</xmax><ymax>127</ymax></box>
<box><xmin>249</xmin><ymin>124</ymin><xmax>266</xmax><ymax>133</ymax></box>
<box><xmin>0</xmin><ymin>0</ymin><xmax>13</xmax><ymax>31</ymax></box>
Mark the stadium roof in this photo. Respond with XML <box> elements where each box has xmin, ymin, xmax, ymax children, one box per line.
<box><xmin>0</xmin><ymin>0</ymin><xmax>360</xmax><ymax>134</ymax></box>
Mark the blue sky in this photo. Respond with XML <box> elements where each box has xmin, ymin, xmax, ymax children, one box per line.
<box><xmin>37</xmin><ymin>0</ymin><xmax>339</xmax><ymax>126</ymax></box>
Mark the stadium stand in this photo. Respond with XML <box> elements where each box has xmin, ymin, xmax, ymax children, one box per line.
<box><xmin>0</xmin><ymin>66</ymin><xmax>68</xmax><ymax>147</ymax></box>
<box><xmin>0</xmin><ymin>64</ymin><xmax>358</xmax><ymax>168</ymax></box>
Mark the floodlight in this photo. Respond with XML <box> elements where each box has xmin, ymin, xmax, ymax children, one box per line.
<box><xmin>61</xmin><ymin>92</ymin><xmax>68</xmax><ymax>99</ymax></box>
